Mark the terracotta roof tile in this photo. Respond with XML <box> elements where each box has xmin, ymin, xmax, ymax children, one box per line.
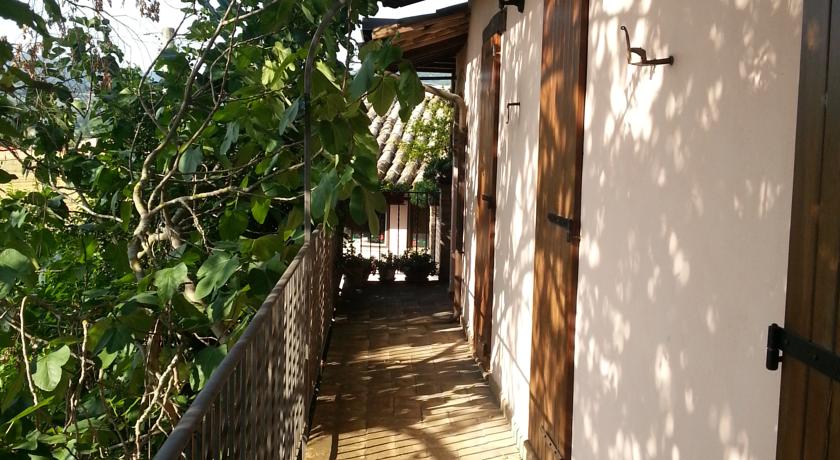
<box><xmin>369</xmin><ymin>94</ymin><xmax>442</xmax><ymax>185</ymax></box>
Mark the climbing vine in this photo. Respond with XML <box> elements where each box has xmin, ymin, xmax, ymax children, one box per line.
<box><xmin>401</xmin><ymin>97</ymin><xmax>454</xmax><ymax>164</ymax></box>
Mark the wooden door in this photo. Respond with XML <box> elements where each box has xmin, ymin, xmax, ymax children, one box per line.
<box><xmin>473</xmin><ymin>33</ymin><xmax>502</xmax><ymax>368</ymax></box>
<box><xmin>528</xmin><ymin>0</ymin><xmax>589</xmax><ymax>458</ymax></box>
<box><xmin>776</xmin><ymin>1</ymin><xmax>840</xmax><ymax>458</ymax></box>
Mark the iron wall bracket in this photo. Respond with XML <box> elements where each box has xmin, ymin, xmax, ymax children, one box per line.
<box><xmin>766</xmin><ymin>323</ymin><xmax>840</xmax><ymax>381</ymax></box>
<box><xmin>499</xmin><ymin>0</ymin><xmax>524</xmax><ymax>13</ymax></box>
<box><xmin>621</xmin><ymin>26</ymin><xmax>674</xmax><ymax>67</ymax></box>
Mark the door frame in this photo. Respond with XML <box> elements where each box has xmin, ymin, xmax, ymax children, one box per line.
<box><xmin>526</xmin><ymin>0</ymin><xmax>590</xmax><ymax>458</ymax></box>
<box><xmin>775</xmin><ymin>0</ymin><xmax>840</xmax><ymax>457</ymax></box>
<box><xmin>472</xmin><ymin>17</ymin><xmax>504</xmax><ymax>368</ymax></box>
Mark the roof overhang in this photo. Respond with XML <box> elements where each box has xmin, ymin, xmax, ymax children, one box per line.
<box><xmin>380</xmin><ymin>0</ymin><xmax>427</xmax><ymax>7</ymax></box>
<box><xmin>363</xmin><ymin>3</ymin><xmax>469</xmax><ymax>75</ymax></box>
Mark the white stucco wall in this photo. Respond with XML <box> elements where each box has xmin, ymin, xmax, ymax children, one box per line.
<box><xmin>460</xmin><ymin>0</ymin><xmax>542</xmax><ymax>447</ymax></box>
<box><xmin>460</xmin><ymin>0</ymin><xmax>496</xmax><ymax>348</ymax></box>
<box><xmin>574</xmin><ymin>1</ymin><xmax>802</xmax><ymax>459</ymax></box>
<box><xmin>386</xmin><ymin>203</ymin><xmax>409</xmax><ymax>255</ymax></box>
<box><xmin>490</xmin><ymin>0</ymin><xmax>543</xmax><ymax>447</ymax></box>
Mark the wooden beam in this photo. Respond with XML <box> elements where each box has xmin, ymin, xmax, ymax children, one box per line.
<box><xmin>372</xmin><ymin>12</ymin><xmax>469</xmax><ymax>40</ymax></box>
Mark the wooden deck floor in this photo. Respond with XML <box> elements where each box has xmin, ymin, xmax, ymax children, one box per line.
<box><xmin>304</xmin><ymin>283</ymin><xmax>520</xmax><ymax>460</ymax></box>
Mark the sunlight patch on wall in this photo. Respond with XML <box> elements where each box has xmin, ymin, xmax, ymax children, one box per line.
<box><xmin>647</xmin><ymin>265</ymin><xmax>661</xmax><ymax>300</ymax></box>
<box><xmin>601</xmin><ymin>0</ymin><xmax>635</xmax><ymax>14</ymax></box>
<box><xmin>668</xmin><ymin>232</ymin><xmax>691</xmax><ymax>286</ymax></box>
<box><xmin>654</xmin><ymin>344</ymin><xmax>673</xmax><ymax>406</ymax></box>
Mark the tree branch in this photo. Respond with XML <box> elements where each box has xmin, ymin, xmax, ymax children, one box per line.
<box><xmin>19</xmin><ymin>296</ymin><xmax>38</xmax><ymax>405</ymax></box>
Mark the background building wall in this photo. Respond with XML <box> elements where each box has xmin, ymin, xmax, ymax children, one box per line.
<box><xmin>573</xmin><ymin>1</ymin><xmax>802</xmax><ymax>459</ymax></box>
<box><xmin>0</xmin><ymin>149</ymin><xmax>38</xmax><ymax>192</ymax></box>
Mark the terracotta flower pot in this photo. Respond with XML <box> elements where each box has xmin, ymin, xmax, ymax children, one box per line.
<box><xmin>378</xmin><ymin>267</ymin><xmax>397</xmax><ymax>283</ymax></box>
<box><xmin>403</xmin><ymin>267</ymin><xmax>431</xmax><ymax>284</ymax></box>
<box><xmin>344</xmin><ymin>265</ymin><xmax>371</xmax><ymax>288</ymax></box>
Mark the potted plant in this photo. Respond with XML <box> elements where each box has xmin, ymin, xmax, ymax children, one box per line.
<box><xmin>375</xmin><ymin>253</ymin><xmax>400</xmax><ymax>283</ymax></box>
<box><xmin>399</xmin><ymin>250</ymin><xmax>436</xmax><ymax>283</ymax></box>
<box><xmin>340</xmin><ymin>237</ymin><xmax>373</xmax><ymax>289</ymax></box>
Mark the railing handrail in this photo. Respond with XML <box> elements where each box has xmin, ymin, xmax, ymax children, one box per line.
<box><xmin>154</xmin><ymin>229</ymin><xmax>321</xmax><ymax>459</ymax></box>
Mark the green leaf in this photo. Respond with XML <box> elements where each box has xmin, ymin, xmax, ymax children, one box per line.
<box><xmin>194</xmin><ymin>252</ymin><xmax>240</xmax><ymax>299</ymax></box>
<box><xmin>178</xmin><ymin>148</ymin><xmax>203</xmax><ymax>176</ymax></box>
<box><xmin>256</xmin><ymin>153</ymin><xmax>279</xmax><ymax>175</ymax></box>
<box><xmin>252</xmin><ymin>234</ymin><xmax>284</xmax><ymax>261</ymax></box>
<box><xmin>213</xmin><ymin>101</ymin><xmax>246</xmax><ymax>122</ymax></box>
<box><xmin>370</xmin><ymin>77</ymin><xmax>396</xmax><ymax>116</ymax></box>
<box><xmin>250</xmin><ymin>196</ymin><xmax>270</xmax><ymax>225</ymax></box>
<box><xmin>129</xmin><ymin>292</ymin><xmax>158</xmax><ymax>305</ymax></box>
<box><xmin>311</xmin><ymin>170</ymin><xmax>338</xmax><ymax>220</ymax></box>
<box><xmin>349</xmin><ymin>186</ymin><xmax>366</xmax><ymax>225</ymax></box>
<box><xmin>95</xmin><ymin>328</ymin><xmax>131</xmax><ymax>369</ymax></box>
<box><xmin>0</xmin><ymin>41</ymin><xmax>12</xmax><ymax>64</ymax></box>
<box><xmin>316</xmin><ymin>62</ymin><xmax>339</xmax><ymax>86</ymax></box>
<box><xmin>0</xmin><ymin>248</ymin><xmax>33</xmax><ymax>299</ymax></box>
<box><xmin>172</xmin><ymin>293</ymin><xmax>207</xmax><ymax>325</ymax></box>
<box><xmin>0</xmin><ymin>319</ymin><xmax>13</xmax><ymax>348</ymax></box>
<box><xmin>42</xmin><ymin>0</ymin><xmax>61</xmax><ymax>21</ymax></box>
<box><xmin>278</xmin><ymin>99</ymin><xmax>300</xmax><ymax>136</ymax></box>
<box><xmin>153</xmin><ymin>263</ymin><xmax>188</xmax><ymax>301</ymax></box>
<box><xmin>32</xmin><ymin>345</ymin><xmax>71</xmax><ymax>391</ymax></box>
<box><xmin>2</xmin><ymin>396</ymin><xmax>55</xmax><ymax>429</ymax></box>
<box><xmin>207</xmin><ymin>288</ymin><xmax>248</xmax><ymax>323</ymax></box>
<box><xmin>364</xmin><ymin>190</ymin><xmax>386</xmax><ymax>235</ymax></box>
<box><xmin>219</xmin><ymin>122</ymin><xmax>240</xmax><ymax>156</ymax></box>
<box><xmin>219</xmin><ymin>209</ymin><xmax>248</xmax><ymax>240</ymax></box>
<box><xmin>373</xmin><ymin>44</ymin><xmax>403</xmax><ymax>68</ymax></box>
<box><xmin>397</xmin><ymin>64</ymin><xmax>425</xmax><ymax>120</ymax></box>
<box><xmin>0</xmin><ymin>169</ymin><xmax>18</xmax><ymax>184</ymax></box>
<box><xmin>349</xmin><ymin>58</ymin><xmax>375</xmax><ymax>100</ymax></box>
<box><xmin>190</xmin><ymin>345</ymin><xmax>227</xmax><ymax>391</ymax></box>
<box><xmin>0</xmin><ymin>0</ymin><xmax>49</xmax><ymax>38</ymax></box>
<box><xmin>0</xmin><ymin>248</ymin><xmax>31</xmax><ymax>274</ymax></box>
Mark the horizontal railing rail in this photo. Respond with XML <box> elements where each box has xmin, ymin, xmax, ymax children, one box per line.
<box><xmin>154</xmin><ymin>229</ymin><xmax>335</xmax><ymax>459</ymax></box>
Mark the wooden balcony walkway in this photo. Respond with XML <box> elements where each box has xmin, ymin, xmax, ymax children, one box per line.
<box><xmin>305</xmin><ymin>283</ymin><xmax>520</xmax><ymax>459</ymax></box>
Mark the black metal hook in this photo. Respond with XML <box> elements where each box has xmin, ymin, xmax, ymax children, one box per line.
<box><xmin>505</xmin><ymin>102</ymin><xmax>520</xmax><ymax>124</ymax></box>
<box><xmin>621</xmin><ymin>26</ymin><xmax>674</xmax><ymax>67</ymax></box>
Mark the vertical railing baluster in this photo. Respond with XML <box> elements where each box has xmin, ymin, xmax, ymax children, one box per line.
<box><xmin>256</xmin><ymin>327</ymin><xmax>266</xmax><ymax>459</ymax></box>
<box><xmin>212</xmin><ymin>401</ymin><xmax>220</xmax><ymax>459</ymax></box>
<box><xmin>224</xmin><ymin>377</ymin><xmax>232</xmax><ymax>458</ymax></box>
<box><xmin>274</xmin><ymin>289</ymin><xmax>282</xmax><ymax>457</ymax></box>
<box><xmin>234</xmin><ymin>363</ymin><xmax>242</xmax><ymax>460</ymax></box>
<box><xmin>252</xmin><ymin>338</ymin><xmax>259</xmax><ymax>459</ymax></box>
<box><xmin>244</xmin><ymin>345</ymin><xmax>252</xmax><ymax>459</ymax></box>
<box><xmin>200</xmin><ymin>416</ymin><xmax>208</xmax><ymax>460</ymax></box>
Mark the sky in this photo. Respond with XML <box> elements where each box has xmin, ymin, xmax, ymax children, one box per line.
<box><xmin>0</xmin><ymin>0</ymin><xmax>464</xmax><ymax>69</ymax></box>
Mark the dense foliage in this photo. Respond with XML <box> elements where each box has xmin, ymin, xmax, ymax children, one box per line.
<box><xmin>401</xmin><ymin>96</ymin><xmax>453</xmax><ymax>164</ymax></box>
<box><xmin>394</xmin><ymin>96</ymin><xmax>453</xmax><ymax>200</ymax></box>
<box><xmin>0</xmin><ymin>0</ymin><xmax>424</xmax><ymax>457</ymax></box>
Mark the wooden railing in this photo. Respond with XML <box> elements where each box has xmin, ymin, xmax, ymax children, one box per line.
<box><xmin>155</xmin><ymin>229</ymin><xmax>335</xmax><ymax>459</ymax></box>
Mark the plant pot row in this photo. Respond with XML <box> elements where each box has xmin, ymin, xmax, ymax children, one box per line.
<box><xmin>340</xmin><ymin>251</ymin><xmax>437</xmax><ymax>289</ymax></box>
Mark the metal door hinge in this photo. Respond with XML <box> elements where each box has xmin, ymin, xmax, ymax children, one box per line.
<box><xmin>766</xmin><ymin>323</ymin><xmax>840</xmax><ymax>381</ymax></box>
<box><xmin>540</xmin><ymin>424</ymin><xmax>564</xmax><ymax>460</ymax></box>
<box><xmin>547</xmin><ymin>212</ymin><xmax>580</xmax><ymax>243</ymax></box>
